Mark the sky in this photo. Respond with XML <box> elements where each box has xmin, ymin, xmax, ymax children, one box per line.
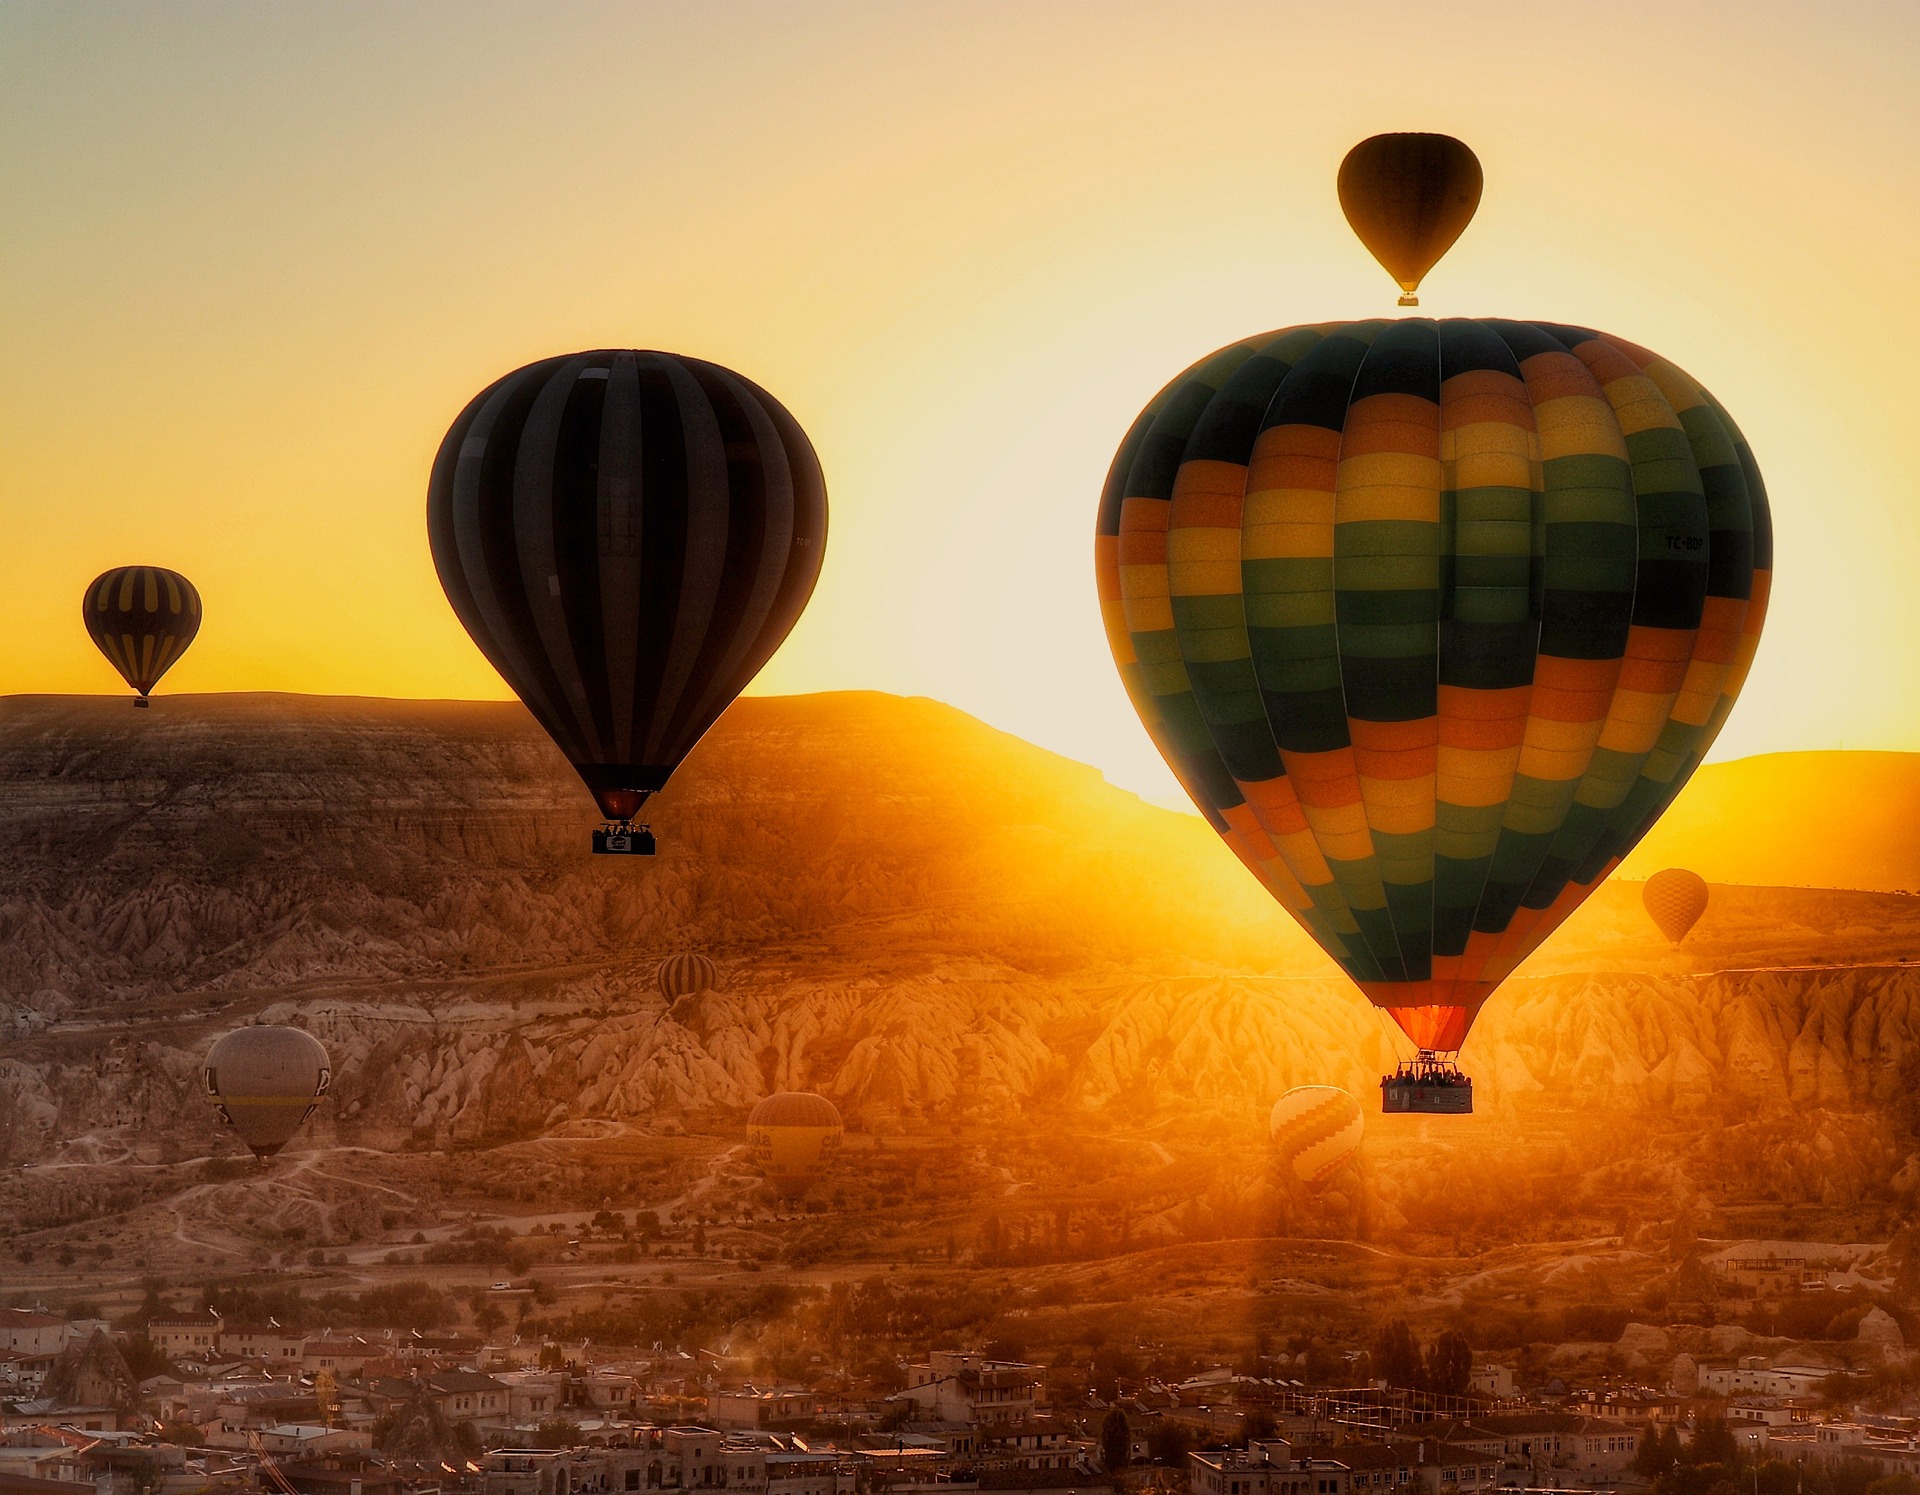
<box><xmin>3</xmin><ymin>0</ymin><xmax>1917</xmax><ymax>808</ymax></box>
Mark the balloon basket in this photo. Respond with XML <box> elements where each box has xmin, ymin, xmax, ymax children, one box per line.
<box><xmin>133</xmin><ymin>698</ymin><xmax>151</xmax><ymax>708</ymax></box>
<box><xmin>1396</xmin><ymin>293</ymin><xmax>1419</xmax><ymax>307</ymax></box>
<box><xmin>592</xmin><ymin>824</ymin><xmax>656</xmax><ymax>856</ymax></box>
<box><xmin>1380</xmin><ymin>1051</ymin><xmax>1473</xmax><ymax>1114</ymax></box>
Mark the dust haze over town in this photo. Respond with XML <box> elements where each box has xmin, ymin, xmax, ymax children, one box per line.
<box><xmin>7</xmin><ymin>693</ymin><xmax>1920</xmax><ymax>1495</ymax></box>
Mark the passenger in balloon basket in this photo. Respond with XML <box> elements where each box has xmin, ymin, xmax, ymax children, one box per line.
<box><xmin>1379</xmin><ymin>1052</ymin><xmax>1474</xmax><ymax>1115</ymax></box>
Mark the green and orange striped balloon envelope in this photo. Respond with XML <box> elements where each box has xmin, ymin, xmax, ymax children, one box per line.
<box><xmin>83</xmin><ymin>566</ymin><xmax>201</xmax><ymax>702</ymax></box>
<box><xmin>1096</xmin><ymin>319</ymin><xmax>1770</xmax><ymax>1054</ymax></box>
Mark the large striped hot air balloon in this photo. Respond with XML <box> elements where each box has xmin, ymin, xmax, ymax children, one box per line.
<box><xmin>204</xmin><ymin>1026</ymin><xmax>331</xmax><ymax>1161</ymax></box>
<box><xmin>1270</xmin><ymin>1086</ymin><xmax>1364</xmax><ymax>1190</ymax></box>
<box><xmin>1096</xmin><ymin>320</ymin><xmax>1770</xmax><ymax>1061</ymax></box>
<box><xmin>657</xmin><ymin>952</ymin><xmax>720</xmax><ymax>1001</ymax></box>
<box><xmin>1643</xmin><ymin>868</ymin><xmax>1710</xmax><ymax>944</ymax></box>
<box><xmin>428</xmin><ymin>351</ymin><xmax>827</xmax><ymax>849</ymax></box>
<box><xmin>747</xmin><ymin>1092</ymin><xmax>842</xmax><ymax>1195</ymax></box>
<box><xmin>83</xmin><ymin>566</ymin><xmax>202</xmax><ymax>706</ymax></box>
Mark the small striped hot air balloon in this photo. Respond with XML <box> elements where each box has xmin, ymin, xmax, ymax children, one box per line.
<box><xmin>1338</xmin><ymin>134</ymin><xmax>1483</xmax><ymax>307</ymax></box>
<box><xmin>1269</xmin><ymin>1086</ymin><xmax>1365</xmax><ymax>1191</ymax></box>
<box><xmin>83</xmin><ymin>566</ymin><xmax>202</xmax><ymax>706</ymax></box>
<box><xmin>204</xmin><ymin>1026</ymin><xmax>331</xmax><ymax>1161</ymax></box>
<box><xmin>747</xmin><ymin>1092</ymin><xmax>842</xmax><ymax>1195</ymax></box>
<box><xmin>656</xmin><ymin>953</ymin><xmax>720</xmax><ymax>1002</ymax></box>
<box><xmin>1643</xmin><ymin>868</ymin><xmax>1709</xmax><ymax>945</ymax></box>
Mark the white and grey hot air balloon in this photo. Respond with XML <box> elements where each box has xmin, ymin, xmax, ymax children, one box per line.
<box><xmin>203</xmin><ymin>1026</ymin><xmax>332</xmax><ymax>1160</ymax></box>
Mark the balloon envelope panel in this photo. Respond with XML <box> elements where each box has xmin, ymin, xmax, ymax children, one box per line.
<box><xmin>427</xmin><ymin>350</ymin><xmax>827</xmax><ymax>821</ymax></box>
<box><xmin>1643</xmin><ymin>868</ymin><xmax>1710</xmax><ymax>944</ymax></box>
<box><xmin>747</xmin><ymin>1092</ymin><xmax>843</xmax><ymax>1193</ymax></box>
<box><xmin>1096</xmin><ymin>319</ymin><xmax>1770</xmax><ymax>1052</ymax></box>
<box><xmin>83</xmin><ymin>566</ymin><xmax>202</xmax><ymax>697</ymax></box>
<box><xmin>1270</xmin><ymin>1085</ymin><xmax>1364</xmax><ymax>1189</ymax></box>
<box><xmin>204</xmin><ymin>1026</ymin><xmax>332</xmax><ymax>1160</ymax></box>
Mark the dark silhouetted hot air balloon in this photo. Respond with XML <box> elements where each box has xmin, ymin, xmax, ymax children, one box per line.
<box><xmin>1338</xmin><ymin>134</ymin><xmax>1482</xmax><ymax>306</ymax></box>
<box><xmin>1643</xmin><ymin>868</ymin><xmax>1709</xmax><ymax>944</ymax></box>
<box><xmin>204</xmin><ymin>1026</ymin><xmax>331</xmax><ymax>1160</ymax></box>
<box><xmin>1269</xmin><ymin>1086</ymin><xmax>1364</xmax><ymax>1190</ymax></box>
<box><xmin>427</xmin><ymin>350</ymin><xmax>828</xmax><ymax>853</ymax></box>
<box><xmin>656</xmin><ymin>953</ymin><xmax>720</xmax><ymax>1001</ymax></box>
<box><xmin>1096</xmin><ymin>319</ymin><xmax>1770</xmax><ymax>1090</ymax></box>
<box><xmin>83</xmin><ymin>567</ymin><xmax>201</xmax><ymax>706</ymax></box>
<box><xmin>747</xmin><ymin>1091</ymin><xmax>842</xmax><ymax>1194</ymax></box>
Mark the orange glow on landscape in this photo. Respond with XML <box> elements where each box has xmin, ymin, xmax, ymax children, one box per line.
<box><xmin>2</xmin><ymin>3</ymin><xmax>1917</xmax><ymax>807</ymax></box>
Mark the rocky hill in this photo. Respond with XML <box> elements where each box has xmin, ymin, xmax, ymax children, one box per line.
<box><xmin>2</xmin><ymin>692</ymin><xmax>1919</xmax><ymax>1175</ymax></box>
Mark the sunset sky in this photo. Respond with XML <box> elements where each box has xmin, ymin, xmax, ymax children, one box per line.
<box><xmin>3</xmin><ymin>0</ymin><xmax>1917</xmax><ymax>806</ymax></box>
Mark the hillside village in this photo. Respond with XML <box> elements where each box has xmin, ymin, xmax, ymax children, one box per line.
<box><xmin>7</xmin><ymin>1249</ymin><xmax>1920</xmax><ymax>1495</ymax></box>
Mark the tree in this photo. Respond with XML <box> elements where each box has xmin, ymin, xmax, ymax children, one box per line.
<box><xmin>1688</xmin><ymin>1418</ymin><xmax>1739</xmax><ymax>1467</ymax></box>
<box><xmin>534</xmin><ymin>1419</ymin><xmax>583</xmax><ymax>1450</ymax></box>
<box><xmin>1371</xmin><ymin>1320</ymin><xmax>1421</xmax><ymax>1391</ymax></box>
<box><xmin>1868</xmin><ymin>1477</ymin><xmax>1920</xmax><ymax>1495</ymax></box>
<box><xmin>1146</xmin><ymin>1422</ymin><xmax>1192</xmax><ymax>1467</ymax></box>
<box><xmin>119</xmin><ymin>1333</ymin><xmax>173</xmax><ymax>1380</ymax></box>
<box><xmin>1423</xmin><ymin>1330</ymin><xmax>1472</xmax><ymax>1397</ymax></box>
<box><xmin>1100</xmin><ymin>1409</ymin><xmax>1130</xmax><ymax>1474</ymax></box>
<box><xmin>1243</xmin><ymin>1409</ymin><xmax>1276</xmax><ymax>1442</ymax></box>
<box><xmin>1632</xmin><ymin>1425</ymin><xmax>1680</xmax><ymax>1477</ymax></box>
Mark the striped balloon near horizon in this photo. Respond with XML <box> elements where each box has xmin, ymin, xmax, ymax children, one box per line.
<box><xmin>1270</xmin><ymin>1085</ymin><xmax>1365</xmax><ymax>1190</ymax></box>
<box><xmin>428</xmin><ymin>350</ymin><xmax>828</xmax><ymax>824</ymax></box>
<box><xmin>657</xmin><ymin>952</ymin><xmax>720</xmax><ymax>1000</ymax></box>
<box><xmin>1097</xmin><ymin>319</ymin><xmax>1770</xmax><ymax>1055</ymax></box>
<box><xmin>1642</xmin><ymin>868</ymin><xmax>1709</xmax><ymax>944</ymax></box>
<box><xmin>83</xmin><ymin>566</ymin><xmax>202</xmax><ymax>702</ymax></box>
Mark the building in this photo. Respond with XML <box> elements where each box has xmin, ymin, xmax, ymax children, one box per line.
<box><xmin>976</xmin><ymin>1422</ymin><xmax>1090</xmax><ymax>1475</ymax></box>
<box><xmin>1466</xmin><ymin>1364</ymin><xmax>1513</xmax><ymax>1399</ymax></box>
<box><xmin>495</xmin><ymin>1374</ymin><xmax>566</xmax><ymax>1425</ymax></box>
<box><xmin>279</xmin><ymin>1452</ymin><xmax>408</xmax><ymax>1495</ymax></box>
<box><xmin>901</xmin><ymin>1354</ymin><xmax>1041</xmax><ymax>1427</ymax></box>
<box><xmin>1697</xmin><ymin>1360</ymin><xmax>1839</xmax><ymax>1399</ymax></box>
<box><xmin>301</xmin><ymin>1341</ymin><xmax>377</xmax><ymax>1378</ymax></box>
<box><xmin>222</xmin><ymin>1326</ymin><xmax>309</xmax><ymax>1366</ymax></box>
<box><xmin>0</xmin><ymin>1315</ymin><xmax>69</xmax><ymax>1363</ymax></box>
<box><xmin>707</xmin><ymin>1392</ymin><xmax>813</xmax><ymax>1431</ymax></box>
<box><xmin>148</xmin><ymin>1317</ymin><xmax>223</xmax><ymax>1361</ymax></box>
<box><xmin>1190</xmin><ymin>1439</ymin><xmax>1499</xmax><ymax>1495</ymax></box>
<box><xmin>1568</xmin><ymin>1390</ymin><xmax>1681</xmax><ymax>1424</ymax></box>
<box><xmin>429</xmin><ymin>1371</ymin><xmax>511</xmax><ymax>1425</ymax></box>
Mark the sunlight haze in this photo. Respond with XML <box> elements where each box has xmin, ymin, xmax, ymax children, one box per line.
<box><xmin>3</xmin><ymin>0</ymin><xmax>1916</xmax><ymax>806</ymax></box>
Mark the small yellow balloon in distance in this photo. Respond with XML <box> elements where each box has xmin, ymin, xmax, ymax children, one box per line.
<box><xmin>1270</xmin><ymin>1085</ymin><xmax>1364</xmax><ymax>1191</ymax></box>
<box><xmin>747</xmin><ymin>1091</ymin><xmax>843</xmax><ymax>1196</ymax></box>
<box><xmin>204</xmin><ymin>1026</ymin><xmax>332</xmax><ymax>1160</ymax></box>
<box><xmin>1337</xmin><ymin>133</ymin><xmax>1482</xmax><ymax>305</ymax></box>
<box><xmin>1643</xmin><ymin>868</ymin><xmax>1710</xmax><ymax>945</ymax></box>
